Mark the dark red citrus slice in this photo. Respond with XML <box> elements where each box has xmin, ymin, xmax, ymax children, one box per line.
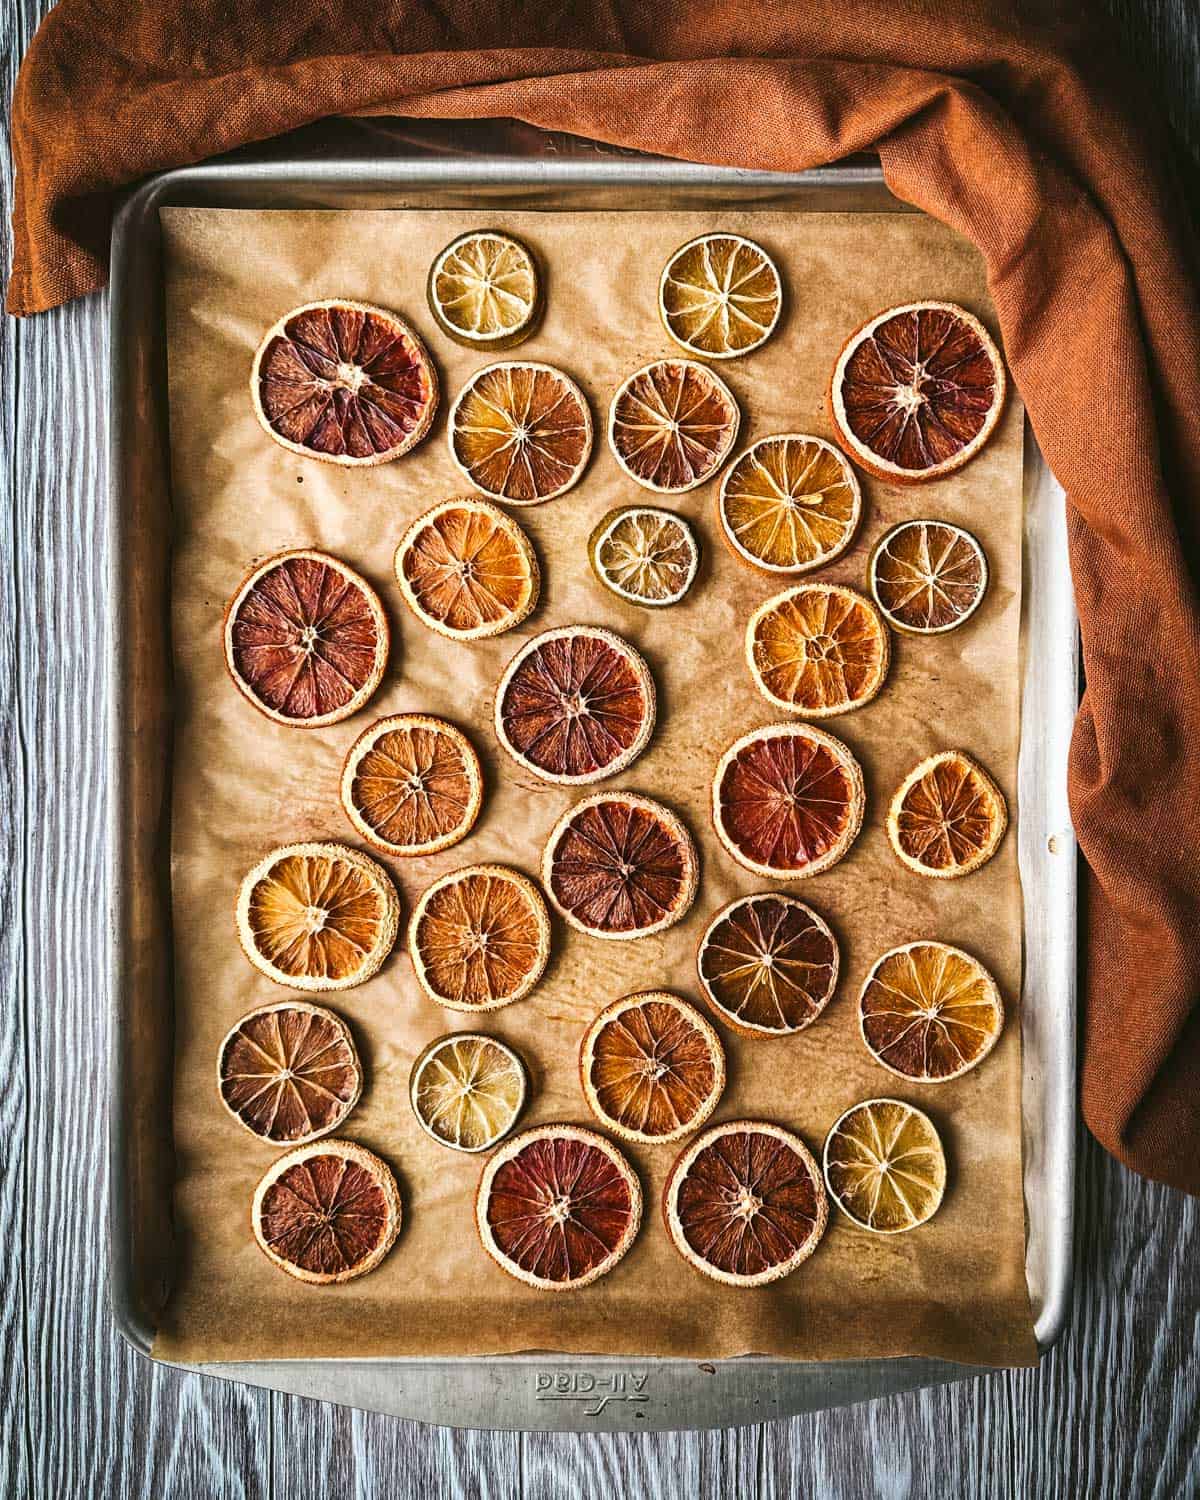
<box><xmin>608</xmin><ymin>359</ymin><xmax>740</xmax><ymax>493</ymax></box>
<box><xmin>217</xmin><ymin>1001</ymin><xmax>362</xmax><ymax>1144</ymax></box>
<box><xmin>696</xmin><ymin>893</ymin><xmax>839</xmax><ymax>1036</ymax></box>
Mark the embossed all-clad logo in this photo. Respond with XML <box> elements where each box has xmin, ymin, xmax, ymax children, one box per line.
<box><xmin>534</xmin><ymin>1370</ymin><xmax>650</xmax><ymax>1416</ymax></box>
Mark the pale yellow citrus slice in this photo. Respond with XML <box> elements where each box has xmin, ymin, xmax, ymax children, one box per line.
<box><xmin>410</xmin><ymin>1033</ymin><xmax>528</xmax><ymax>1152</ymax></box>
<box><xmin>427</xmin><ymin>230</ymin><xmax>540</xmax><ymax>348</ymax></box>
<box><xmin>719</xmin><ymin>435</ymin><xmax>861</xmax><ymax>574</ymax></box>
<box><xmin>587</xmin><ymin>506</ymin><xmax>700</xmax><ymax>607</ymax></box>
<box><xmin>823</xmin><ymin>1099</ymin><xmax>946</xmax><ymax>1233</ymax></box>
<box><xmin>746</xmin><ymin>583</ymin><xmax>891</xmax><ymax>717</ymax></box>
<box><xmin>887</xmin><ymin>750</ymin><xmax>1008</xmax><ymax>878</ymax></box>
<box><xmin>858</xmin><ymin>940</ymin><xmax>1004</xmax><ymax>1081</ymax></box>
<box><xmin>658</xmin><ymin>233</ymin><xmax>782</xmax><ymax>358</ymax></box>
<box><xmin>869</xmin><ymin>519</ymin><xmax>989</xmax><ymax>634</ymax></box>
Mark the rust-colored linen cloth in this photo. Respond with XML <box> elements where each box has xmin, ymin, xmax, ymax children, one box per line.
<box><xmin>9</xmin><ymin>1</ymin><xmax>1200</xmax><ymax>1193</ymax></box>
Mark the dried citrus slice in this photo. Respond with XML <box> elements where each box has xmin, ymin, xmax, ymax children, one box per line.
<box><xmin>340</xmin><ymin>714</ymin><xmax>482</xmax><ymax>857</ymax></box>
<box><xmin>476</xmin><ymin>1123</ymin><xmax>642</xmax><ymax>1289</ymax></box>
<box><xmin>587</xmin><ymin>506</ymin><xmax>700</xmax><ymax>607</ymax></box>
<box><xmin>869</xmin><ymin>519</ymin><xmax>988</xmax><ymax>634</ymax></box>
<box><xmin>658</xmin><ymin>233</ymin><xmax>782</xmax><ymax>358</ymax></box>
<box><xmin>859</xmin><ymin>941</ymin><xmax>1004</xmax><ymax>1082</ymax></box>
<box><xmin>887</xmin><ymin>750</ymin><xmax>1008</xmax><ymax>878</ymax></box>
<box><xmin>713</xmin><ymin>723</ymin><xmax>865</xmax><ymax>879</ymax></box>
<box><xmin>580</xmin><ymin>992</ymin><xmax>725</xmax><ymax>1144</ymax></box>
<box><xmin>543</xmin><ymin>792</ymin><xmax>698</xmax><ymax>940</ymax></box>
<box><xmin>719</xmin><ymin>434</ymin><xmax>861</xmax><ymax>575</ymax></box>
<box><xmin>664</xmin><ymin>1120</ymin><xmax>828</xmax><ymax>1286</ymax></box>
<box><xmin>746</xmin><ymin>583</ymin><xmax>890</xmax><ymax>718</ymax></box>
<box><xmin>409</xmin><ymin>864</ymin><xmax>550</xmax><ymax>1011</ymax></box>
<box><xmin>829</xmin><ymin>301</ymin><xmax>1006</xmax><ymax>483</ymax></box>
<box><xmin>223</xmin><ymin>549</ymin><xmax>389</xmax><ymax>728</ymax></box>
<box><xmin>696</xmin><ymin>893</ymin><xmax>839</xmax><ymax>1036</ymax></box>
<box><xmin>394</xmin><ymin>496</ymin><xmax>539</xmax><ymax>640</ymax></box>
<box><xmin>251</xmin><ymin>299</ymin><xmax>438</xmax><ymax>465</ymax></box>
<box><xmin>608</xmin><ymin>359</ymin><xmax>739</xmax><ymax>493</ymax></box>
<box><xmin>237</xmin><ymin>842</ymin><xmax>400</xmax><ymax>993</ymax></box>
<box><xmin>448</xmin><ymin>361</ymin><xmax>592</xmax><ymax>504</ymax></box>
<box><xmin>251</xmin><ymin>1139</ymin><xmax>401</xmax><ymax>1282</ymax></box>
<box><xmin>410</xmin><ymin>1032</ymin><xmax>528</xmax><ymax>1152</ymax></box>
<box><xmin>427</xmin><ymin>230</ymin><xmax>540</xmax><ymax>349</ymax></box>
<box><xmin>217</xmin><ymin>1001</ymin><xmax>362</xmax><ymax>1145</ymax></box>
<box><xmin>494</xmin><ymin>626</ymin><xmax>655</xmax><ymax>785</ymax></box>
<box><xmin>823</xmin><ymin>1098</ymin><xmax>946</xmax><ymax>1233</ymax></box>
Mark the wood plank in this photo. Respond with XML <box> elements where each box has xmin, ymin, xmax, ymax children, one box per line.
<box><xmin>523</xmin><ymin>1426</ymin><xmax>760</xmax><ymax>1499</ymax></box>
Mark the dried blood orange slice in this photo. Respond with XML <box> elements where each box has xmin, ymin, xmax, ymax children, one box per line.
<box><xmin>719</xmin><ymin>435</ymin><xmax>861</xmax><ymax>574</ymax></box>
<box><xmin>476</xmin><ymin>1123</ymin><xmax>642</xmax><ymax>1289</ymax></box>
<box><xmin>580</xmin><ymin>992</ymin><xmax>725</xmax><ymax>1144</ymax></box>
<box><xmin>829</xmin><ymin>301</ymin><xmax>1006</xmax><ymax>483</ymax></box>
<box><xmin>409</xmin><ymin>864</ymin><xmax>550</xmax><ymax>1012</ymax></box>
<box><xmin>494</xmin><ymin>626</ymin><xmax>655</xmax><ymax>785</ymax></box>
<box><xmin>869</xmin><ymin>520</ymin><xmax>989</xmax><ymax>634</ymax></box>
<box><xmin>543</xmin><ymin>792</ymin><xmax>698</xmax><ymax>940</ymax></box>
<box><xmin>713</xmin><ymin>723</ymin><xmax>865</xmax><ymax>879</ymax></box>
<box><xmin>340</xmin><ymin>714</ymin><xmax>482</xmax><ymax>857</ymax></box>
<box><xmin>448</xmin><ymin>361</ymin><xmax>592</xmax><ymax>504</ymax></box>
<box><xmin>746</xmin><ymin>583</ymin><xmax>891</xmax><ymax>718</ymax></box>
<box><xmin>859</xmin><ymin>940</ymin><xmax>1004</xmax><ymax>1081</ymax></box>
<box><xmin>217</xmin><ymin>1001</ymin><xmax>362</xmax><ymax>1145</ymax></box>
<box><xmin>608</xmin><ymin>359</ymin><xmax>739</xmax><ymax>493</ymax></box>
<box><xmin>251</xmin><ymin>1139</ymin><xmax>401</xmax><ymax>1283</ymax></box>
<box><xmin>823</xmin><ymin>1098</ymin><xmax>946</xmax><ymax>1233</ymax></box>
<box><xmin>251</xmin><ymin>299</ymin><xmax>438</xmax><ymax>465</ymax></box>
<box><xmin>587</xmin><ymin>506</ymin><xmax>700</xmax><ymax>608</ymax></box>
<box><xmin>410</xmin><ymin>1033</ymin><xmax>528</xmax><ymax>1152</ymax></box>
<box><xmin>427</xmin><ymin>230</ymin><xmax>540</xmax><ymax>349</ymax></box>
<box><xmin>888</xmin><ymin>750</ymin><xmax>1008</xmax><ymax>878</ymax></box>
<box><xmin>237</xmin><ymin>842</ymin><xmax>400</xmax><ymax>993</ymax></box>
<box><xmin>696</xmin><ymin>893</ymin><xmax>839</xmax><ymax>1036</ymax></box>
<box><xmin>224</xmin><ymin>549</ymin><xmax>389</xmax><ymax>728</ymax></box>
<box><xmin>664</xmin><ymin>1120</ymin><xmax>828</xmax><ymax>1286</ymax></box>
<box><xmin>658</xmin><ymin>233</ymin><xmax>782</xmax><ymax>358</ymax></box>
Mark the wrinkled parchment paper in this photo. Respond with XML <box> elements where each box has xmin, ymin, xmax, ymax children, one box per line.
<box><xmin>155</xmin><ymin>206</ymin><xmax>1035</xmax><ymax>1366</ymax></box>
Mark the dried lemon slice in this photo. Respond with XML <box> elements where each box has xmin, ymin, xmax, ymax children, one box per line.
<box><xmin>659</xmin><ymin>234</ymin><xmax>782</xmax><ymax>358</ymax></box>
<box><xmin>823</xmin><ymin>1099</ymin><xmax>946</xmax><ymax>1233</ymax></box>
<box><xmin>719</xmin><ymin>435</ymin><xmax>861</xmax><ymax>574</ymax></box>
<box><xmin>410</xmin><ymin>1033</ymin><xmax>528</xmax><ymax>1152</ymax></box>
<box><xmin>427</xmin><ymin>230</ymin><xmax>540</xmax><ymax>349</ymax></box>
<box><xmin>588</xmin><ymin>506</ymin><xmax>700</xmax><ymax>607</ymax></box>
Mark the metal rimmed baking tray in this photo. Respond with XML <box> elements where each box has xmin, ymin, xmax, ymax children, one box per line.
<box><xmin>108</xmin><ymin>118</ymin><xmax>1077</xmax><ymax>1431</ymax></box>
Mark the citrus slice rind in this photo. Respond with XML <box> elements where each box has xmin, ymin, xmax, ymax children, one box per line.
<box><xmin>427</xmin><ymin>230</ymin><xmax>540</xmax><ymax>349</ymax></box>
<box><xmin>608</xmin><ymin>359</ymin><xmax>740</xmax><ymax>493</ymax></box>
<box><xmin>410</xmin><ymin>1032</ymin><xmax>528</xmax><ymax>1152</ymax></box>
<box><xmin>718</xmin><ymin>434</ymin><xmax>862</xmax><ymax>574</ymax></box>
<box><xmin>476</xmin><ymin>1123</ymin><xmax>642</xmax><ymax>1290</ymax></box>
<box><xmin>663</xmin><ymin>1120</ymin><xmax>828</xmax><ymax>1286</ymax></box>
<box><xmin>822</xmin><ymin>1098</ymin><xmax>947</xmax><ymax>1234</ymax></box>
<box><xmin>746</xmin><ymin>583</ymin><xmax>891</xmax><ymax>718</ymax></box>
<box><xmin>251</xmin><ymin>299</ymin><xmax>438</xmax><ymax>466</ymax></box>
<box><xmin>587</xmin><ymin>506</ymin><xmax>700</xmax><ymax>607</ymax></box>
<box><xmin>696</xmin><ymin>893</ymin><xmax>839</xmax><ymax>1036</ymax></box>
<box><xmin>858</xmin><ymin>941</ymin><xmax>1004</xmax><ymax>1082</ymax></box>
<box><xmin>580</xmin><ymin>991</ymin><xmax>726</xmax><ymax>1144</ymax></box>
<box><xmin>887</xmin><ymin>750</ymin><xmax>1008</xmax><ymax>879</ymax></box>
<box><xmin>340</xmin><ymin>714</ymin><xmax>483</xmax><ymax>858</ymax></box>
<box><xmin>658</xmin><ymin>233</ymin><xmax>783</xmax><ymax>359</ymax></box>
<box><xmin>869</xmin><ymin>520</ymin><xmax>989</xmax><ymax>634</ymax></box>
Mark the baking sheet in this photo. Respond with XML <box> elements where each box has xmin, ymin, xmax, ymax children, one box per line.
<box><xmin>155</xmin><ymin>205</ymin><xmax>1035</xmax><ymax>1366</ymax></box>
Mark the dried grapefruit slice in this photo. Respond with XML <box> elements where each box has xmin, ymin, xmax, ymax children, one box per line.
<box><xmin>340</xmin><ymin>714</ymin><xmax>482</xmax><ymax>857</ymax></box>
<box><xmin>829</xmin><ymin>301</ymin><xmax>1006</xmax><ymax>483</ymax></box>
<box><xmin>746</xmin><ymin>583</ymin><xmax>890</xmax><ymax>717</ymax></box>
<box><xmin>394</xmin><ymin>496</ymin><xmax>539</xmax><ymax>640</ymax></box>
<box><xmin>410</xmin><ymin>1032</ymin><xmax>528</xmax><ymax>1152</ymax></box>
<box><xmin>237</xmin><ymin>842</ymin><xmax>400</xmax><ymax>993</ymax></box>
<box><xmin>608</xmin><ymin>359</ymin><xmax>739</xmax><ymax>493</ymax></box>
<box><xmin>448</xmin><ymin>361</ymin><xmax>592</xmax><ymax>504</ymax></box>
<box><xmin>869</xmin><ymin>520</ymin><xmax>988</xmax><ymax>634</ymax></box>
<box><xmin>859</xmin><ymin>940</ymin><xmax>1004</xmax><ymax>1081</ymax></box>
<box><xmin>252</xmin><ymin>1139</ymin><xmax>401</xmax><ymax>1282</ymax></box>
<box><xmin>587</xmin><ymin>506</ymin><xmax>700</xmax><ymax>607</ymax></box>
<box><xmin>887</xmin><ymin>750</ymin><xmax>1008</xmax><ymax>878</ymax></box>
<box><xmin>476</xmin><ymin>1123</ymin><xmax>642</xmax><ymax>1289</ymax></box>
<box><xmin>217</xmin><ymin>1001</ymin><xmax>362</xmax><ymax>1145</ymax></box>
<box><xmin>696</xmin><ymin>893</ymin><xmax>839</xmax><ymax>1036</ymax></box>
<box><xmin>224</xmin><ymin>549</ymin><xmax>389</xmax><ymax>728</ymax></box>
<box><xmin>664</xmin><ymin>1120</ymin><xmax>828</xmax><ymax>1286</ymax></box>
<box><xmin>427</xmin><ymin>230</ymin><xmax>540</xmax><ymax>349</ymax></box>
<box><xmin>658</xmin><ymin>233</ymin><xmax>782</xmax><ymax>358</ymax></box>
<box><xmin>580</xmin><ymin>992</ymin><xmax>725</xmax><ymax>1144</ymax></box>
<box><xmin>251</xmin><ymin>299</ymin><xmax>437</xmax><ymax>465</ymax></box>
<box><xmin>719</xmin><ymin>435</ymin><xmax>861</xmax><ymax>574</ymax></box>
<box><xmin>823</xmin><ymin>1098</ymin><xmax>946</xmax><ymax>1233</ymax></box>
<box><xmin>713</xmin><ymin>723</ymin><xmax>865</xmax><ymax>879</ymax></box>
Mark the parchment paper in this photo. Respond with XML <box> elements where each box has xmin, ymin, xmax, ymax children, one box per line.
<box><xmin>155</xmin><ymin>206</ymin><xmax>1035</xmax><ymax>1366</ymax></box>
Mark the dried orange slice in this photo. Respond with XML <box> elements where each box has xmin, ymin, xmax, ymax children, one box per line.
<box><xmin>223</xmin><ymin>549</ymin><xmax>389</xmax><ymax>728</ymax></box>
<box><xmin>251</xmin><ymin>299</ymin><xmax>438</xmax><ymax>465</ymax></box>
<box><xmin>696</xmin><ymin>893</ymin><xmax>839</xmax><ymax>1036</ymax></box>
<box><xmin>587</xmin><ymin>506</ymin><xmax>700</xmax><ymax>607</ymax></box>
<box><xmin>658</xmin><ymin>233</ymin><xmax>782</xmax><ymax>358</ymax></box>
<box><xmin>448</xmin><ymin>361</ymin><xmax>592</xmax><ymax>504</ymax></box>
<box><xmin>719</xmin><ymin>435</ymin><xmax>861</xmax><ymax>574</ymax></box>
<box><xmin>888</xmin><ymin>750</ymin><xmax>1008</xmax><ymax>878</ymax></box>
<box><xmin>237</xmin><ymin>842</ymin><xmax>400</xmax><ymax>993</ymax></box>
<box><xmin>823</xmin><ymin>1099</ymin><xmax>946</xmax><ymax>1233</ymax></box>
<box><xmin>859</xmin><ymin>940</ymin><xmax>1004</xmax><ymax>1082</ymax></box>
<box><xmin>427</xmin><ymin>230</ymin><xmax>540</xmax><ymax>349</ymax></box>
<box><xmin>394</xmin><ymin>496</ymin><xmax>539</xmax><ymax>640</ymax></box>
<box><xmin>608</xmin><ymin>359</ymin><xmax>739</xmax><ymax>493</ymax></box>
<box><xmin>713</xmin><ymin>723</ymin><xmax>865</xmax><ymax>879</ymax></box>
<box><xmin>217</xmin><ymin>1001</ymin><xmax>362</xmax><ymax>1145</ymax></box>
<box><xmin>252</xmin><ymin>1139</ymin><xmax>401</xmax><ymax>1282</ymax></box>
<box><xmin>829</xmin><ymin>301</ymin><xmax>1006</xmax><ymax>483</ymax></box>
<box><xmin>410</xmin><ymin>1033</ymin><xmax>528</xmax><ymax>1152</ymax></box>
<box><xmin>664</xmin><ymin>1120</ymin><xmax>828</xmax><ymax>1286</ymax></box>
<box><xmin>580</xmin><ymin>992</ymin><xmax>725</xmax><ymax>1144</ymax></box>
<box><xmin>409</xmin><ymin>864</ymin><xmax>550</xmax><ymax>1012</ymax></box>
<box><xmin>494</xmin><ymin>626</ymin><xmax>655</xmax><ymax>785</ymax></box>
<box><xmin>869</xmin><ymin>520</ymin><xmax>988</xmax><ymax>634</ymax></box>
<box><xmin>746</xmin><ymin>583</ymin><xmax>891</xmax><ymax>717</ymax></box>
<box><xmin>340</xmin><ymin>714</ymin><xmax>482</xmax><ymax>857</ymax></box>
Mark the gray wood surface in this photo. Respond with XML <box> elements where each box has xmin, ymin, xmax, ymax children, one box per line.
<box><xmin>3</xmin><ymin>2</ymin><xmax>1199</xmax><ymax>1496</ymax></box>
